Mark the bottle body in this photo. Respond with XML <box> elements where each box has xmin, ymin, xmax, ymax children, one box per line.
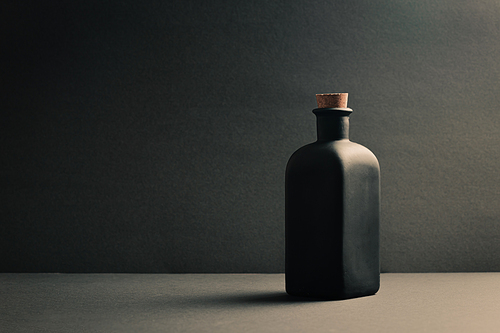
<box><xmin>285</xmin><ymin>108</ymin><xmax>380</xmax><ymax>299</ymax></box>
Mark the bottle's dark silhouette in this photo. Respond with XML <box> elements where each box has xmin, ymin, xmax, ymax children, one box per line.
<box><xmin>285</xmin><ymin>93</ymin><xmax>380</xmax><ymax>299</ymax></box>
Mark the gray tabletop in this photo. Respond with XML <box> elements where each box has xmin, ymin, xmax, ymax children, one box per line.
<box><xmin>2</xmin><ymin>273</ymin><xmax>500</xmax><ymax>332</ymax></box>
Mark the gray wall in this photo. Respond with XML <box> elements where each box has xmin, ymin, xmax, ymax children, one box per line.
<box><xmin>2</xmin><ymin>0</ymin><xmax>500</xmax><ymax>272</ymax></box>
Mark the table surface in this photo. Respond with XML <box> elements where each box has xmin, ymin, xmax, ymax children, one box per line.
<box><xmin>2</xmin><ymin>273</ymin><xmax>500</xmax><ymax>332</ymax></box>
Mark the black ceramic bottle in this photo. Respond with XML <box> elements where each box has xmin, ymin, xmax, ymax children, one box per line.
<box><xmin>285</xmin><ymin>93</ymin><xmax>380</xmax><ymax>300</ymax></box>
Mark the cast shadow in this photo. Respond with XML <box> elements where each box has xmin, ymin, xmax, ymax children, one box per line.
<box><xmin>148</xmin><ymin>290</ymin><xmax>335</xmax><ymax>311</ymax></box>
<box><xmin>222</xmin><ymin>291</ymin><xmax>333</xmax><ymax>306</ymax></box>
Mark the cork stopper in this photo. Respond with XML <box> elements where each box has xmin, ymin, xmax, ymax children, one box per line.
<box><xmin>316</xmin><ymin>93</ymin><xmax>348</xmax><ymax>108</ymax></box>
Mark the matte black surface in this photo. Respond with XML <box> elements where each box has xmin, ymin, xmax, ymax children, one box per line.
<box><xmin>285</xmin><ymin>108</ymin><xmax>379</xmax><ymax>299</ymax></box>
<box><xmin>2</xmin><ymin>0</ymin><xmax>500</xmax><ymax>273</ymax></box>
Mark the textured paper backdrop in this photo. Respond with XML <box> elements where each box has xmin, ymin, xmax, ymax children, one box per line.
<box><xmin>2</xmin><ymin>0</ymin><xmax>500</xmax><ymax>272</ymax></box>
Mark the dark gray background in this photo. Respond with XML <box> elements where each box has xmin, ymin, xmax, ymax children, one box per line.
<box><xmin>2</xmin><ymin>0</ymin><xmax>500</xmax><ymax>273</ymax></box>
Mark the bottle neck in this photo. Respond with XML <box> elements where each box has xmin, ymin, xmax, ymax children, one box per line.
<box><xmin>313</xmin><ymin>108</ymin><xmax>352</xmax><ymax>141</ymax></box>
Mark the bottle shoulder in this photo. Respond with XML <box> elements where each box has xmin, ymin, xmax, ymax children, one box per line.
<box><xmin>337</xmin><ymin>140</ymin><xmax>379</xmax><ymax>168</ymax></box>
<box><xmin>287</xmin><ymin>140</ymin><xmax>379</xmax><ymax>170</ymax></box>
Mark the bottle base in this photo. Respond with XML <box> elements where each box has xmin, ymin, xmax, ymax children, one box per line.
<box><xmin>285</xmin><ymin>288</ymin><xmax>378</xmax><ymax>300</ymax></box>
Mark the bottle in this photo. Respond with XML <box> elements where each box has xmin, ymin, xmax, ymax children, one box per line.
<box><xmin>285</xmin><ymin>93</ymin><xmax>380</xmax><ymax>299</ymax></box>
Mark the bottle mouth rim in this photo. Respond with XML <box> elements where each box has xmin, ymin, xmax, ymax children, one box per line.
<box><xmin>313</xmin><ymin>107</ymin><xmax>353</xmax><ymax>116</ymax></box>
